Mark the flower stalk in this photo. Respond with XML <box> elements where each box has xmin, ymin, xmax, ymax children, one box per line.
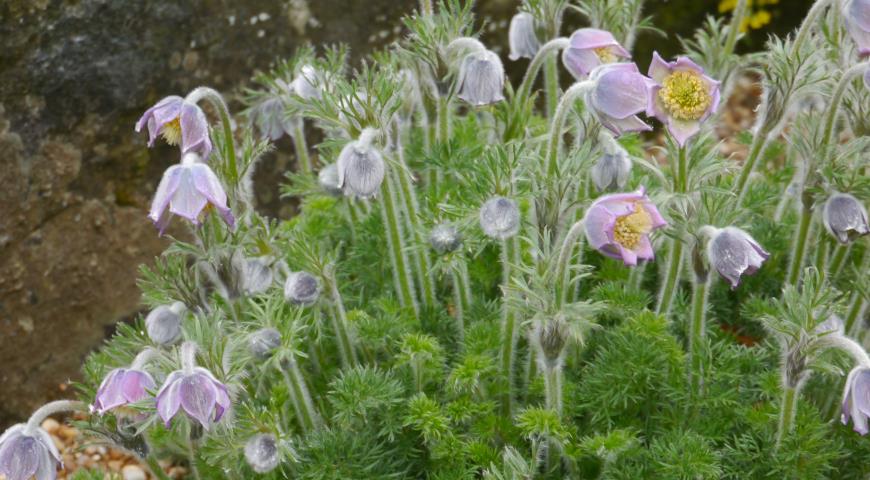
<box><xmin>499</xmin><ymin>236</ymin><xmax>521</xmax><ymax>416</ymax></box>
<box><xmin>326</xmin><ymin>273</ymin><xmax>359</xmax><ymax>368</ymax></box>
<box><xmin>185</xmin><ymin>87</ymin><xmax>238</xmax><ymax>184</ymax></box>
<box><xmin>379</xmin><ymin>171</ymin><xmax>419</xmax><ymax>315</ymax></box>
<box><xmin>546</xmin><ymin>81</ymin><xmax>593</xmax><ymax>176</ymax></box>
<box><xmin>785</xmin><ymin>194</ymin><xmax>814</xmax><ymax>286</ymax></box>
<box><xmin>281</xmin><ymin>357</ymin><xmax>319</xmax><ymax>433</ymax></box>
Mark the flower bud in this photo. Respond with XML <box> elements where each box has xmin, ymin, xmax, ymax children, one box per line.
<box><xmin>234</xmin><ymin>255</ymin><xmax>274</xmax><ymax>296</ymax></box>
<box><xmin>823</xmin><ymin>193</ymin><xmax>869</xmax><ymax>244</ymax></box>
<box><xmin>457</xmin><ymin>49</ymin><xmax>506</xmax><ymax>106</ymax></box>
<box><xmin>479</xmin><ymin>197</ymin><xmax>520</xmax><ymax>240</ymax></box>
<box><xmin>249</xmin><ymin>328</ymin><xmax>282</xmax><ymax>360</ymax></box>
<box><xmin>429</xmin><ymin>223</ymin><xmax>462</xmax><ymax>254</ymax></box>
<box><xmin>706</xmin><ymin>227</ymin><xmax>769</xmax><ymax>288</ymax></box>
<box><xmin>292</xmin><ymin>64</ymin><xmax>321</xmax><ymax>100</ymax></box>
<box><xmin>590</xmin><ymin>150</ymin><xmax>632</xmax><ymax>192</ymax></box>
<box><xmin>284</xmin><ymin>271</ymin><xmax>320</xmax><ymax>306</ymax></box>
<box><xmin>245</xmin><ymin>433</ymin><xmax>280</xmax><ymax>473</ymax></box>
<box><xmin>318</xmin><ymin>163</ymin><xmax>343</xmax><ymax>197</ymax></box>
<box><xmin>145</xmin><ymin>302</ymin><xmax>186</xmax><ymax>345</ymax></box>
<box><xmin>534</xmin><ymin>320</ymin><xmax>567</xmax><ymax>368</ymax></box>
<box><xmin>508</xmin><ymin>12</ymin><xmax>540</xmax><ymax>61</ymax></box>
<box><xmin>336</xmin><ymin>132</ymin><xmax>385</xmax><ymax>199</ymax></box>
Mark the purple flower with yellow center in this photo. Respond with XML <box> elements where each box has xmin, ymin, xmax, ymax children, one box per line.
<box><xmin>0</xmin><ymin>424</ymin><xmax>62</xmax><ymax>480</ymax></box>
<box><xmin>647</xmin><ymin>52</ymin><xmax>720</xmax><ymax>147</ymax></box>
<box><xmin>842</xmin><ymin>366</ymin><xmax>870</xmax><ymax>434</ymax></box>
<box><xmin>136</xmin><ymin>96</ymin><xmax>212</xmax><ymax>158</ymax></box>
<box><xmin>583</xmin><ymin>188</ymin><xmax>667</xmax><ymax>266</ymax></box>
<box><xmin>91</xmin><ymin>368</ymin><xmax>156</xmax><ymax>415</ymax></box>
<box><xmin>586</xmin><ymin>63</ymin><xmax>657</xmax><ymax>135</ymax></box>
<box><xmin>706</xmin><ymin>227</ymin><xmax>769</xmax><ymax>289</ymax></box>
<box><xmin>155</xmin><ymin>342</ymin><xmax>231</xmax><ymax>430</ymax></box>
<box><xmin>149</xmin><ymin>153</ymin><xmax>234</xmax><ymax>234</ymax></box>
<box><xmin>845</xmin><ymin>0</ymin><xmax>870</xmax><ymax>57</ymax></box>
<box><xmin>562</xmin><ymin>28</ymin><xmax>630</xmax><ymax>79</ymax></box>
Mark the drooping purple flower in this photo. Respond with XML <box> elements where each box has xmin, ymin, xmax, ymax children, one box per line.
<box><xmin>562</xmin><ymin>28</ymin><xmax>630</xmax><ymax>79</ymax></box>
<box><xmin>292</xmin><ymin>65</ymin><xmax>322</xmax><ymax>101</ymax></box>
<box><xmin>457</xmin><ymin>49</ymin><xmax>506</xmax><ymax>106</ymax></box>
<box><xmin>706</xmin><ymin>227</ymin><xmax>769</xmax><ymax>289</ymax></box>
<box><xmin>647</xmin><ymin>52</ymin><xmax>721</xmax><ymax>147</ymax></box>
<box><xmin>586</xmin><ymin>63</ymin><xmax>657</xmax><ymax>135</ymax></box>
<box><xmin>336</xmin><ymin>132</ymin><xmax>385</xmax><ymax>199</ymax></box>
<box><xmin>842</xmin><ymin>366</ymin><xmax>870</xmax><ymax>434</ymax></box>
<box><xmin>149</xmin><ymin>153</ymin><xmax>234</xmax><ymax>234</ymax></box>
<box><xmin>135</xmin><ymin>96</ymin><xmax>212</xmax><ymax>158</ymax></box>
<box><xmin>845</xmin><ymin>0</ymin><xmax>870</xmax><ymax>57</ymax></box>
<box><xmin>583</xmin><ymin>188</ymin><xmax>667</xmax><ymax>266</ymax></box>
<box><xmin>155</xmin><ymin>368</ymin><xmax>231</xmax><ymax>430</ymax></box>
<box><xmin>250</xmin><ymin>96</ymin><xmax>296</xmax><ymax>141</ymax></box>
<box><xmin>508</xmin><ymin>12</ymin><xmax>540</xmax><ymax>61</ymax></box>
<box><xmin>823</xmin><ymin>193</ymin><xmax>869</xmax><ymax>244</ymax></box>
<box><xmin>91</xmin><ymin>368</ymin><xmax>156</xmax><ymax>415</ymax></box>
<box><xmin>0</xmin><ymin>424</ymin><xmax>62</xmax><ymax>480</ymax></box>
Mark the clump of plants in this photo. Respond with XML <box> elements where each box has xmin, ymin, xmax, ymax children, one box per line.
<box><xmin>2</xmin><ymin>0</ymin><xmax>869</xmax><ymax>478</ymax></box>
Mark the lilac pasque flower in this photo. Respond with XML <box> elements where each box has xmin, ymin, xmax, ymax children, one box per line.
<box><xmin>457</xmin><ymin>49</ymin><xmax>506</xmax><ymax>106</ymax></box>
<box><xmin>0</xmin><ymin>424</ymin><xmax>62</xmax><ymax>480</ymax></box>
<box><xmin>845</xmin><ymin>0</ymin><xmax>870</xmax><ymax>57</ymax></box>
<box><xmin>648</xmin><ymin>52</ymin><xmax>720</xmax><ymax>147</ymax></box>
<box><xmin>586</xmin><ymin>63</ymin><xmax>657</xmax><ymax>135</ymax></box>
<box><xmin>583</xmin><ymin>188</ymin><xmax>667</xmax><ymax>266</ymax></box>
<box><xmin>563</xmin><ymin>28</ymin><xmax>630</xmax><ymax>79</ymax></box>
<box><xmin>842</xmin><ymin>366</ymin><xmax>870</xmax><ymax>434</ymax></box>
<box><xmin>149</xmin><ymin>153</ymin><xmax>234</xmax><ymax>233</ymax></box>
<box><xmin>706</xmin><ymin>227</ymin><xmax>769</xmax><ymax>288</ymax></box>
<box><xmin>92</xmin><ymin>368</ymin><xmax>156</xmax><ymax>415</ymax></box>
<box><xmin>136</xmin><ymin>96</ymin><xmax>212</xmax><ymax>158</ymax></box>
<box><xmin>508</xmin><ymin>12</ymin><xmax>540</xmax><ymax>60</ymax></box>
<box><xmin>823</xmin><ymin>193</ymin><xmax>869</xmax><ymax>244</ymax></box>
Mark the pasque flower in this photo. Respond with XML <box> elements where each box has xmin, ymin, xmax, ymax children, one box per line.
<box><xmin>156</xmin><ymin>343</ymin><xmax>231</xmax><ymax>430</ymax></box>
<box><xmin>508</xmin><ymin>12</ymin><xmax>540</xmax><ymax>60</ymax></box>
<box><xmin>284</xmin><ymin>271</ymin><xmax>320</xmax><ymax>306</ymax></box>
<box><xmin>562</xmin><ymin>28</ymin><xmax>630</xmax><ymax>79</ymax></box>
<box><xmin>648</xmin><ymin>52</ymin><xmax>720</xmax><ymax>147</ymax></box>
<box><xmin>845</xmin><ymin>0</ymin><xmax>870</xmax><ymax>57</ymax></box>
<box><xmin>0</xmin><ymin>424</ymin><xmax>62</xmax><ymax>480</ymax></box>
<box><xmin>318</xmin><ymin>163</ymin><xmax>344</xmax><ymax>197</ymax></box>
<box><xmin>149</xmin><ymin>152</ymin><xmax>235</xmax><ymax>234</ymax></box>
<box><xmin>842</xmin><ymin>366</ymin><xmax>870</xmax><ymax>434</ymax></box>
<box><xmin>583</xmin><ymin>188</ymin><xmax>667</xmax><ymax>266</ymax></box>
<box><xmin>92</xmin><ymin>368</ymin><xmax>156</xmax><ymax>415</ymax></box>
<box><xmin>145</xmin><ymin>302</ymin><xmax>186</xmax><ymax>345</ymax></box>
<box><xmin>586</xmin><ymin>63</ymin><xmax>657</xmax><ymax>135</ymax></box>
<box><xmin>457</xmin><ymin>49</ymin><xmax>506</xmax><ymax>106</ymax></box>
<box><xmin>706</xmin><ymin>227</ymin><xmax>769</xmax><ymax>288</ymax></box>
<box><xmin>249</xmin><ymin>328</ymin><xmax>282</xmax><ymax>360</ymax></box>
<box><xmin>823</xmin><ymin>193</ymin><xmax>869</xmax><ymax>244</ymax></box>
<box><xmin>429</xmin><ymin>223</ymin><xmax>462</xmax><ymax>254</ymax></box>
<box><xmin>479</xmin><ymin>197</ymin><xmax>521</xmax><ymax>240</ymax></box>
<box><xmin>336</xmin><ymin>130</ymin><xmax>386</xmax><ymax>199</ymax></box>
<box><xmin>136</xmin><ymin>96</ymin><xmax>212</xmax><ymax>158</ymax></box>
<box><xmin>591</xmin><ymin>135</ymin><xmax>632</xmax><ymax>192</ymax></box>
<box><xmin>250</xmin><ymin>96</ymin><xmax>296</xmax><ymax>141</ymax></box>
<box><xmin>292</xmin><ymin>64</ymin><xmax>322</xmax><ymax>100</ymax></box>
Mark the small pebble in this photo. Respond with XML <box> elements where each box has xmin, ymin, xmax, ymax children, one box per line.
<box><xmin>122</xmin><ymin>465</ymin><xmax>147</xmax><ymax>480</ymax></box>
<box><xmin>41</xmin><ymin>418</ymin><xmax>60</xmax><ymax>433</ymax></box>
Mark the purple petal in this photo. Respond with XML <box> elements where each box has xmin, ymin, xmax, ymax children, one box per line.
<box><xmin>180</xmin><ymin>373</ymin><xmax>218</xmax><ymax>430</ymax></box>
<box><xmin>32</xmin><ymin>429</ymin><xmax>61</xmax><ymax>464</ymax></box>
<box><xmin>33</xmin><ymin>445</ymin><xmax>58</xmax><ymax>480</ymax></box>
<box><xmin>599</xmin><ymin>113</ymin><xmax>652</xmax><ymax>135</ymax></box>
<box><xmin>648</xmin><ymin>51</ymin><xmax>672</xmax><ymax>83</ymax></box>
<box><xmin>169</xmin><ymin>167</ymin><xmax>208</xmax><ymax>223</ymax></box>
<box><xmin>136</xmin><ymin>96</ymin><xmax>184</xmax><ymax>147</ymax></box>
<box><xmin>121</xmin><ymin>370</ymin><xmax>156</xmax><ymax>403</ymax></box>
<box><xmin>0</xmin><ymin>434</ymin><xmax>40</xmax><ymax>480</ymax></box>
<box><xmin>666</xmin><ymin>119</ymin><xmax>701</xmax><ymax>148</ymax></box>
<box><xmin>849</xmin><ymin>0</ymin><xmax>870</xmax><ymax>32</ymax></box>
<box><xmin>568</xmin><ymin>28</ymin><xmax>621</xmax><ymax>50</ymax></box>
<box><xmin>583</xmin><ymin>201</ymin><xmax>618</xmax><ymax>251</ymax></box>
<box><xmin>562</xmin><ymin>47</ymin><xmax>602</xmax><ymax>79</ymax></box>
<box><xmin>179</xmin><ymin>102</ymin><xmax>212</xmax><ymax>159</ymax></box>
<box><xmin>149</xmin><ymin>165</ymin><xmax>183</xmax><ymax>224</ymax></box>
<box><xmin>617</xmin><ymin>243</ymin><xmax>639</xmax><ymax>266</ymax></box>
<box><xmin>213</xmin><ymin>382</ymin><xmax>232</xmax><ymax>422</ymax></box>
<box><xmin>156</xmin><ymin>372</ymin><xmax>184</xmax><ymax>427</ymax></box>
<box><xmin>593</xmin><ymin>64</ymin><xmax>651</xmax><ymax>120</ymax></box>
<box><xmin>189</xmin><ymin>164</ymin><xmax>234</xmax><ymax>228</ymax></box>
<box><xmin>634</xmin><ymin>235</ymin><xmax>655</xmax><ymax>261</ymax></box>
<box><xmin>93</xmin><ymin>369</ymin><xmax>128</xmax><ymax>414</ymax></box>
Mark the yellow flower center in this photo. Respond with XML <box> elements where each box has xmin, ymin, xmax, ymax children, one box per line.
<box><xmin>160</xmin><ymin>117</ymin><xmax>182</xmax><ymax>146</ymax></box>
<box><xmin>658</xmin><ymin>71</ymin><xmax>711</xmax><ymax>121</ymax></box>
<box><xmin>594</xmin><ymin>47</ymin><xmax>617</xmax><ymax>64</ymax></box>
<box><xmin>613</xmin><ymin>202</ymin><xmax>653</xmax><ymax>250</ymax></box>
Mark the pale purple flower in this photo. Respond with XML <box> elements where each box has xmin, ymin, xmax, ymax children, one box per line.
<box><xmin>706</xmin><ymin>227</ymin><xmax>769</xmax><ymax>289</ymax></box>
<box><xmin>586</xmin><ymin>63</ymin><xmax>657</xmax><ymax>135</ymax></box>
<box><xmin>0</xmin><ymin>424</ymin><xmax>62</xmax><ymax>480</ymax></box>
<box><xmin>823</xmin><ymin>193</ymin><xmax>869</xmax><ymax>244</ymax></box>
<box><xmin>336</xmin><ymin>134</ymin><xmax>385</xmax><ymax>199</ymax></box>
<box><xmin>91</xmin><ymin>368</ymin><xmax>156</xmax><ymax>415</ymax></box>
<box><xmin>647</xmin><ymin>52</ymin><xmax>721</xmax><ymax>147</ymax></box>
<box><xmin>845</xmin><ymin>0</ymin><xmax>870</xmax><ymax>57</ymax></box>
<box><xmin>508</xmin><ymin>12</ymin><xmax>540</xmax><ymax>61</ymax></box>
<box><xmin>457</xmin><ymin>49</ymin><xmax>506</xmax><ymax>106</ymax></box>
<box><xmin>591</xmin><ymin>149</ymin><xmax>632</xmax><ymax>192</ymax></box>
<box><xmin>318</xmin><ymin>164</ymin><xmax>343</xmax><ymax>197</ymax></box>
<box><xmin>250</xmin><ymin>97</ymin><xmax>296</xmax><ymax>141</ymax></box>
<box><xmin>292</xmin><ymin>65</ymin><xmax>322</xmax><ymax>100</ymax></box>
<box><xmin>842</xmin><ymin>366</ymin><xmax>870</xmax><ymax>434</ymax></box>
<box><xmin>583</xmin><ymin>188</ymin><xmax>667</xmax><ymax>266</ymax></box>
<box><xmin>155</xmin><ymin>367</ymin><xmax>231</xmax><ymax>430</ymax></box>
<box><xmin>135</xmin><ymin>96</ymin><xmax>212</xmax><ymax>158</ymax></box>
<box><xmin>149</xmin><ymin>153</ymin><xmax>234</xmax><ymax>234</ymax></box>
<box><xmin>562</xmin><ymin>28</ymin><xmax>630</xmax><ymax>79</ymax></box>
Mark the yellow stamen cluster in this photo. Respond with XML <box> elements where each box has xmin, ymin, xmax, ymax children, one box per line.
<box><xmin>160</xmin><ymin>117</ymin><xmax>183</xmax><ymax>146</ymax></box>
<box><xmin>613</xmin><ymin>202</ymin><xmax>653</xmax><ymax>250</ymax></box>
<box><xmin>594</xmin><ymin>47</ymin><xmax>617</xmax><ymax>64</ymax></box>
<box><xmin>658</xmin><ymin>71</ymin><xmax>711</xmax><ymax>121</ymax></box>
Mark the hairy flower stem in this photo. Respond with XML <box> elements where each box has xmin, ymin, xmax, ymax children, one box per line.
<box><xmin>379</xmin><ymin>172</ymin><xmax>419</xmax><ymax>316</ymax></box>
<box><xmin>826</xmin><ymin>244</ymin><xmax>849</xmax><ymax>280</ymax></box>
<box><xmin>185</xmin><ymin>87</ymin><xmax>238</xmax><ymax>184</ymax></box>
<box><xmin>785</xmin><ymin>199</ymin><xmax>813</xmax><ymax>286</ymax></box>
<box><xmin>25</xmin><ymin>400</ymin><xmax>86</xmax><ymax>434</ymax></box>
<box><xmin>793</xmin><ymin>0</ymin><xmax>832</xmax><ymax>53</ymax></box>
<box><xmin>722</xmin><ymin>0</ymin><xmax>748</xmax><ymax>59</ymax></box>
<box><xmin>821</xmin><ymin>62</ymin><xmax>870</xmax><ymax>151</ymax></box>
<box><xmin>327</xmin><ymin>277</ymin><xmax>359</xmax><ymax>368</ymax></box>
<box><xmin>419</xmin><ymin>0</ymin><xmax>433</xmax><ymax>15</ymax></box>
<box><xmin>543</xmin><ymin>361</ymin><xmax>564</xmax><ymax>470</ymax></box>
<box><xmin>281</xmin><ymin>358</ymin><xmax>319</xmax><ymax>433</ymax></box>
<box><xmin>544</xmin><ymin>54</ymin><xmax>560</xmax><ymax>119</ymax></box>
<box><xmin>546</xmin><ymin>81</ymin><xmax>593</xmax><ymax>176</ymax></box>
<box><xmin>517</xmin><ymin>38</ymin><xmax>569</xmax><ymax>107</ymax></box>
<box><xmin>555</xmin><ymin>220</ymin><xmax>585</xmax><ymax>308</ymax></box>
<box><xmin>689</xmin><ymin>275</ymin><xmax>710</xmax><ymax>397</ymax></box>
<box><xmin>623</xmin><ymin>0</ymin><xmax>647</xmax><ymax>51</ymax></box>
<box><xmin>775</xmin><ymin>385</ymin><xmax>798</xmax><ymax>449</ymax></box>
<box><xmin>292</xmin><ymin>121</ymin><xmax>312</xmax><ymax>175</ymax></box>
<box><xmin>734</xmin><ymin>129</ymin><xmax>773</xmax><ymax>204</ymax></box>
<box><xmin>500</xmin><ymin>236</ymin><xmax>521</xmax><ymax>416</ymax></box>
<box><xmin>451</xmin><ymin>261</ymin><xmax>472</xmax><ymax>343</ymax></box>
<box><xmin>656</xmin><ymin>240</ymin><xmax>685</xmax><ymax>315</ymax></box>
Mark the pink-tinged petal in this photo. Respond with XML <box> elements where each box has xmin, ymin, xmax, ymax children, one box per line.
<box><xmin>583</xmin><ymin>202</ymin><xmax>618</xmax><ymax>251</ymax></box>
<box><xmin>33</xmin><ymin>428</ymin><xmax>61</xmax><ymax>464</ymax></box>
<box><xmin>849</xmin><ymin>0</ymin><xmax>870</xmax><ymax>32</ymax></box>
<box><xmin>154</xmin><ymin>211</ymin><xmax>173</xmax><ymax>236</ymax></box>
<box><xmin>854</xmin><ymin>370</ymin><xmax>870</xmax><ymax>417</ymax></box>
<box><xmin>616</xmin><ymin>244</ymin><xmax>638</xmax><ymax>266</ymax></box>
<box><xmin>562</xmin><ymin>47</ymin><xmax>602</xmax><ymax>79</ymax></box>
<box><xmin>190</xmin><ymin>163</ymin><xmax>234</xmax><ymax>228</ymax></box>
<box><xmin>94</xmin><ymin>369</ymin><xmax>128</xmax><ymax>414</ymax></box>
<box><xmin>169</xmin><ymin>168</ymin><xmax>208</xmax><ymax>223</ymax></box>
<box><xmin>593</xmin><ymin>65</ymin><xmax>651</xmax><ymax>120</ymax></box>
<box><xmin>149</xmin><ymin>165</ymin><xmax>183</xmax><ymax>224</ymax></box>
<box><xmin>648</xmin><ymin>51</ymin><xmax>671</xmax><ymax>83</ymax></box>
<box><xmin>33</xmin><ymin>444</ymin><xmax>59</xmax><ymax>480</ymax></box>
<box><xmin>643</xmin><ymin>202</ymin><xmax>667</xmax><ymax>228</ymax></box>
<box><xmin>0</xmin><ymin>435</ymin><xmax>40</xmax><ymax>480</ymax></box>
<box><xmin>180</xmin><ymin>373</ymin><xmax>218</xmax><ymax>430</ymax></box>
<box><xmin>646</xmin><ymin>85</ymin><xmax>666</xmax><ymax>119</ymax></box>
<box><xmin>156</xmin><ymin>373</ymin><xmax>184</xmax><ymax>427</ymax></box>
<box><xmin>599</xmin><ymin>114</ymin><xmax>652</xmax><ymax>135</ymax></box>
<box><xmin>608</xmin><ymin>44</ymin><xmax>631</xmax><ymax>59</ymax></box>
<box><xmin>666</xmin><ymin>118</ymin><xmax>701</xmax><ymax>147</ymax></box>
<box><xmin>702</xmin><ymin>75</ymin><xmax>721</xmax><ymax>117</ymax></box>
<box><xmin>633</xmin><ymin>235</ymin><xmax>655</xmax><ymax>261</ymax></box>
<box><xmin>568</xmin><ymin>28</ymin><xmax>621</xmax><ymax>50</ymax></box>
<box><xmin>121</xmin><ymin>371</ymin><xmax>156</xmax><ymax>403</ymax></box>
<box><xmin>671</xmin><ymin>56</ymin><xmax>705</xmax><ymax>75</ymax></box>
<box><xmin>213</xmin><ymin>382</ymin><xmax>231</xmax><ymax>422</ymax></box>
<box><xmin>179</xmin><ymin>102</ymin><xmax>212</xmax><ymax>159</ymax></box>
<box><xmin>136</xmin><ymin>96</ymin><xmax>183</xmax><ymax>135</ymax></box>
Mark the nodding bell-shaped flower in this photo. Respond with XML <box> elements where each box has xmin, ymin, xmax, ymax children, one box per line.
<box><xmin>155</xmin><ymin>342</ymin><xmax>231</xmax><ymax>430</ymax></box>
<box><xmin>586</xmin><ymin>63</ymin><xmax>657</xmax><ymax>135</ymax></box>
<box><xmin>823</xmin><ymin>193</ymin><xmax>870</xmax><ymax>244</ymax></box>
<box><xmin>284</xmin><ymin>271</ymin><xmax>320</xmax><ymax>306</ymax></box>
<box><xmin>234</xmin><ymin>255</ymin><xmax>274</xmax><ymax>296</ymax></box>
<box><xmin>318</xmin><ymin>163</ymin><xmax>344</xmax><ymax>197</ymax></box>
<box><xmin>562</xmin><ymin>28</ymin><xmax>630</xmax><ymax>79</ymax></box>
<box><xmin>845</xmin><ymin>0</ymin><xmax>870</xmax><ymax>57</ymax></box>
<box><xmin>245</xmin><ymin>433</ymin><xmax>280</xmax><ymax>474</ymax></box>
<box><xmin>648</xmin><ymin>52</ymin><xmax>721</xmax><ymax>147</ymax></box>
<box><xmin>429</xmin><ymin>223</ymin><xmax>462</xmax><ymax>254</ymax></box>
<box><xmin>457</xmin><ymin>49</ymin><xmax>506</xmax><ymax>106</ymax></box>
<box><xmin>842</xmin><ymin>366</ymin><xmax>870</xmax><ymax>434</ymax></box>
<box><xmin>0</xmin><ymin>424</ymin><xmax>62</xmax><ymax>480</ymax></box>
<box><xmin>336</xmin><ymin>129</ymin><xmax>385</xmax><ymax>199</ymax></box>
<box><xmin>480</xmin><ymin>197</ymin><xmax>521</xmax><ymax>240</ymax></box>
<box><xmin>591</xmin><ymin>134</ymin><xmax>632</xmax><ymax>192</ymax></box>
<box><xmin>249</xmin><ymin>328</ymin><xmax>282</xmax><ymax>360</ymax></box>
<box><xmin>706</xmin><ymin>227</ymin><xmax>769</xmax><ymax>289</ymax></box>
<box><xmin>508</xmin><ymin>12</ymin><xmax>540</xmax><ymax>61</ymax></box>
<box><xmin>92</xmin><ymin>367</ymin><xmax>156</xmax><ymax>415</ymax></box>
<box><xmin>149</xmin><ymin>152</ymin><xmax>235</xmax><ymax>234</ymax></box>
<box><xmin>145</xmin><ymin>302</ymin><xmax>186</xmax><ymax>345</ymax></box>
<box><xmin>136</xmin><ymin>96</ymin><xmax>212</xmax><ymax>158</ymax></box>
<box><xmin>250</xmin><ymin>96</ymin><xmax>296</xmax><ymax>141</ymax></box>
<box><xmin>291</xmin><ymin>64</ymin><xmax>322</xmax><ymax>100</ymax></box>
<box><xmin>583</xmin><ymin>188</ymin><xmax>667</xmax><ymax>266</ymax></box>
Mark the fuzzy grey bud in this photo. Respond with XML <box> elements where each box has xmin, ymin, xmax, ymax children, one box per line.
<box><xmin>336</xmin><ymin>131</ymin><xmax>385</xmax><ymax>199</ymax></box>
<box><xmin>823</xmin><ymin>193</ymin><xmax>869</xmax><ymax>244</ymax></box>
<box><xmin>318</xmin><ymin>163</ymin><xmax>343</xmax><ymax>197</ymax></box>
<box><xmin>429</xmin><ymin>223</ymin><xmax>462</xmax><ymax>254</ymax></box>
<box><xmin>284</xmin><ymin>271</ymin><xmax>320</xmax><ymax>306</ymax></box>
<box><xmin>535</xmin><ymin>320</ymin><xmax>567</xmax><ymax>368</ymax></box>
<box><xmin>244</xmin><ymin>433</ymin><xmax>280</xmax><ymax>473</ymax></box>
<box><xmin>591</xmin><ymin>151</ymin><xmax>632</xmax><ymax>192</ymax></box>
<box><xmin>707</xmin><ymin>227</ymin><xmax>769</xmax><ymax>289</ymax></box>
<box><xmin>145</xmin><ymin>302</ymin><xmax>185</xmax><ymax>345</ymax></box>
<box><xmin>479</xmin><ymin>196</ymin><xmax>520</xmax><ymax>240</ymax></box>
<box><xmin>240</xmin><ymin>257</ymin><xmax>274</xmax><ymax>295</ymax></box>
<box><xmin>292</xmin><ymin>65</ymin><xmax>321</xmax><ymax>100</ymax></box>
<box><xmin>249</xmin><ymin>328</ymin><xmax>282</xmax><ymax>360</ymax></box>
<box><xmin>457</xmin><ymin>50</ymin><xmax>506</xmax><ymax>106</ymax></box>
<box><xmin>508</xmin><ymin>13</ymin><xmax>540</xmax><ymax>60</ymax></box>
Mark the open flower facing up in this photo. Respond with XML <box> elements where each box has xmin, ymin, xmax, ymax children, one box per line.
<box><xmin>562</xmin><ymin>28</ymin><xmax>630</xmax><ymax>79</ymax></box>
<box><xmin>92</xmin><ymin>368</ymin><xmax>156</xmax><ymax>415</ymax></box>
<box><xmin>149</xmin><ymin>152</ymin><xmax>235</xmax><ymax>234</ymax></box>
<box><xmin>156</xmin><ymin>343</ymin><xmax>231</xmax><ymax>430</ymax></box>
<box><xmin>0</xmin><ymin>424</ymin><xmax>62</xmax><ymax>480</ymax></box>
<box><xmin>845</xmin><ymin>0</ymin><xmax>870</xmax><ymax>57</ymax></box>
<box><xmin>823</xmin><ymin>193</ymin><xmax>869</xmax><ymax>244</ymax></box>
<box><xmin>508</xmin><ymin>12</ymin><xmax>540</xmax><ymax>60</ymax></box>
<box><xmin>457</xmin><ymin>49</ymin><xmax>506</xmax><ymax>106</ymax></box>
<box><xmin>647</xmin><ymin>52</ymin><xmax>720</xmax><ymax>147</ymax></box>
<box><xmin>842</xmin><ymin>366</ymin><xmax>870</xmax><ymax>434</ymax></box>
<box><xmin>583</xmin><ymin>188</ymin><xmax>667</xmax><ymax>266</ymax></box>
<box><xmin>706</xmin><ymin>227</ymin><xmax>769</xmax><ymax>288</ymax></box>
<box><xmin>136</xmin><ymin>96</ymin><xmax>212</xmax><ymax>158</ymax></box>
<box><xmin>586</xmin><ymin>63</ymin><xmax>657</xmax><ymax>135</ymax></box>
